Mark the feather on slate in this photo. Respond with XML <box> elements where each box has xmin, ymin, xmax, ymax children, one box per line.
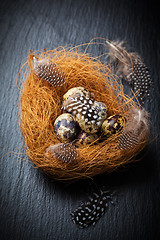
<box><xmin>71</xmin><ymin>189</ymin><xmax>115</xmax><ymax>228</ymax></box>
<box><xmin>33</xmin><ymin>57</ymin><xmax>65</xmax><ymax>87</ymax></box>
<box><xmin>46</xmin><ymin>143</ymin><xmax>78</xmax><ymax>163</ymax></box>
<box><xmin>107</xmin><ymin>40</ymin><xmax>153</xmax><ymax>104</ymax></box>
<box><xmin>117</xmin><ymin>108</ymin><xmax>150</xmax><ymax>150</ymax></box>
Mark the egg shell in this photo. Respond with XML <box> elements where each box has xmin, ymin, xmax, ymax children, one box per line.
<box><xmin>75</xmin><ymin>100</ymin><xmax>107</xmax><ymax>133</ymax></box>
<box><xmin>101</xmin><ymin>115</ymin><xmax>125</xmax><ymax>137</ymax></box>
<box><xmin>75</xmin><ymin>131</ymin><xmax>99</xmax><ymax>146</ymax></box>
<box><xmin>54</xmin><ymin>113</ymin><xmax>79</xmax><ymax>142</ymax></box>
<box><xmin>63</xmin><ymin>87</ymin><xmax>91</xmax><ymax>103</ymax></box>
<box><xmin>94</xmin><ymin>101</ymin><xmax>108</xmax><ymax>119</ymax></box>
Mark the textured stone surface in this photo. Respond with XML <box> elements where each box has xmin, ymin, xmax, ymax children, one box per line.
<box><xmin>0</xmin><ymin>0</ymin><xmax>160</xmax><ymax>239</ymax></box>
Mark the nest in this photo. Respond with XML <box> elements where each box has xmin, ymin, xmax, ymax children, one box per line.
<box><xmin>19</xmin><ymin>44</ymin><xmax>148</xmax><ymax>181</ymax></box>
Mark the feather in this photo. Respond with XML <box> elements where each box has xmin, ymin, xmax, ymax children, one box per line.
<box><xmin>117</xmin><ymin>108</ymin><xmax>150</xmax><ymax>150</ymax></box>
<box><xmin>106</xmin><ymin>40</ymin><xmax>131</xmax><ymax>68</ymax></box>
<box><xmin>33</xmin><ymin>56</ymin><xmax>65</xmax><ymax>87</ymax></box>
<box><xmin>106</xmin><ymin>40</ymin><xmax>153</xmax><ymax>104</ymax></box>
<box><xmin>71</xmin><ymin>188</ymin><xmax>116</xmax><ymax>228</ymax></box>
<box><xmin>62</xmin><ymin>93</ymin><xmax>107</xmax><ymax>133</ymax></box>
<box><xmin>46</xmin><ymin>143</ymin><xmax>78</xmax><ymax>163</ymax></box>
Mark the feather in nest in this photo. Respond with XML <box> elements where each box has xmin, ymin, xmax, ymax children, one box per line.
<box><xmin>46</xmin><ymin>143</ymin><xmax>79</xmax><ymax>163</ymax></box>
<box><xmin>33</xmin><ymin>56</ymin><xmax>66</xmax><ymax>87</ymax></box>
<box><xmin>117</xmin><ymin>108</ymin><xmax>150</xmax><ymax>150</ymax></box>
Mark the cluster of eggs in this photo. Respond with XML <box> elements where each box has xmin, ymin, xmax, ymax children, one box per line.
<box><xmin>54</xmin><ymin>87</ymin><xmax>125</xmax><ymax>146</ymax></box>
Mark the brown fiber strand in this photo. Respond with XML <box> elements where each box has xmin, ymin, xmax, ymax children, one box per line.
<box><xmin>18</xmin><ymin>43</ymin><xmax>148</xmax><ymax>181</ymax></box>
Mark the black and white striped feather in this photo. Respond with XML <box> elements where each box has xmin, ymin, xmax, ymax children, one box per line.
<box><xmin>107</xmin><ymin>40</ymin><xmax>153</xmax><ymax>104</ymax></box>
<box><xmin>71</xmin><ymin>189</ymin><xmax>116</xmax><ymax>228</ymax></box>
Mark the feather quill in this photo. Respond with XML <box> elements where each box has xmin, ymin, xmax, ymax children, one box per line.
<box><xmin>106</xmin><ymin>40</ymin><xmax>153</xmax><ymax>104</ymax></box>
<box><xmin>117</xmin><ymin>108</ymin><xmax>150</xmax><ymax>150</ymax></box>
<box><xmin>71</xmin><ymin>188</ymin><xmax>116</xmax><ymax>228</ymax></box>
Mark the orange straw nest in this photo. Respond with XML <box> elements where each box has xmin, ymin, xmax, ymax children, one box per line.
<box><xmin>19</xmin><ymin>44</ymin><xmax>147</xmax><ymax>181</ymax></box>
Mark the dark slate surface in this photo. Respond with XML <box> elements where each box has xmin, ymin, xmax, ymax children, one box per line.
<box><xmin>0</xmin><ymin>0</ymin><xmax>160</xmax><ymax>239</ymax></box>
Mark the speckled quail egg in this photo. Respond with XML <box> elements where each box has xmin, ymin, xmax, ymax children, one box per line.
<box><xmin>101</xmin><ymin>115</ymin><xmax>125</xmax><ymax>137</ymax></box>
<box><xmin>63</xmin><ymin>87</ymin><xmax>91</xmax><ymax>104</ymax></box>
<box><xmin>75</xmin><ymin>131</ymin><xmax>99</xmax><ymax>146</ymax></box>
<box><xmin>63</xmin><ymin>94</ymin><xmax>107</xmax><ymax>133</ymax></box>
<box><xmin>54</xmin><ymin>113</ymin><xmax>79</xmax><ymax>142</ymax></box>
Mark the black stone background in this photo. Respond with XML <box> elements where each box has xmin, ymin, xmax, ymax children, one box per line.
<box><xmin>0</xmin><ymin>0</ymin><xmax>160</xmax><ymax>239</ymax></box>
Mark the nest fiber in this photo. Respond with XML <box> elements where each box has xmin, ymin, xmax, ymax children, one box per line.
<box><xmin>19</xmin><ymin>45</ymin><xmax>148</xmax><ymax>181</ymax></box>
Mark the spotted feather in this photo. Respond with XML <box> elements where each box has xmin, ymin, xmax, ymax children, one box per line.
<box><xmin>46</xmin><ymin>143</ymin><xmax>78</xmax><ymax>163</ymax></box>
<box><xmin>71</xmin><ymin>189</ymin><xmax>115</xmax><ymax>228</ymax></box>
<box><xmin>107</xmin><ymin>40</ymin><xmax>153</xmax><ymax>104</ymax></box>
<box><xmin>33</xmin><ymin>57</ymin><xmax>65</xmax><ymax>87</ymax></box>
<box><xmin>126</xmin><ymin>60</ymin><xmax>152</xmax><ymax>104</ymax></box>
<box><xmin>63</xmin><ymin>94</ymin><xmax>107</xmax><ymax>133</ymax></box>
<box><xmin>117</xmin><ymin>108</ymin><xmax>150</xmax><ymax>150</ymax></box>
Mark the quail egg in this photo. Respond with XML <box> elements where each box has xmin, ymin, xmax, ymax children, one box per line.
<box><xmin>101</xmin><ymin>115</ymin><xmax>125</xmax><ymax>137</ymax></box>
<box><xmin>63</xmin><ymin>87</ymin><xmax>91</xmax><ymax>104</ymax></box>
<box><xmin>54</xmin><ymin>113</ymin><xmax>79</xmax><ymax>142</ymax></box>
<box><xmin>75</xmin><ymin>131</ymin><xmax>99</xmax><ymax>146</ymax></box>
